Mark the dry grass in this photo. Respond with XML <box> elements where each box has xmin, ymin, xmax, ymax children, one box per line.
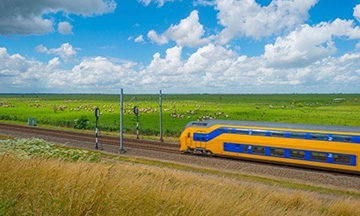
<box><xmin>1</xmin><ymin>154</ymin><xmax>360</xmax><ymax>215</ymax></box>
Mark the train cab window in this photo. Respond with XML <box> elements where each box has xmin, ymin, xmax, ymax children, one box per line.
<box><xmin>290</xmin><ymin>132</ymin><xmax>306</xmax><ymax>139</ymax></box>
<box><xmin>252</xmin><ymin>146</ymin><xmax>265</xmax><ymax>154</ymax></box>
<box><xmin>252</xmin><ymin>130</ymin><xmax>266</xmax><ymax>136</ymax></box>
<box><xmin>310</xmin><ymin>133</ymin><xmax>328</xmax><ymax>141</ymax></box>
<box><xmin>332</xmin><ymin>135</ymin><xmax>352</xmax><ymax>143</ymax></box>
<box><xmin>243</xmin><ymin>145</ymin><xmax>249</xmax><ymax>153</ymax></box>
<box><xmin>270</xmin><ymin>148</ymin><xmax>285</xmax><ymax>156</ymax></box>
<box><xmin>271</xmin><ymin>131</ymin><xmax>285</xmax><ymax>137</ymax></box>
<box><xmin>290</xmin><ymin>150</ymin><xmax>305</xmax><ymax>159</ymax></box>
<box><xmin>310</xmin><ymin>152</ymin><xmax>327</xmax><ymax>161</ymax></box>
<box><xmin>333</xmin><ymin>154</ymin><xmax>352</xmax><ymax>164</ymax></box>
<box><xmin>235</xmin><ymin>129</ymin><xmax>248</xmax><ymax>135</ymax></box>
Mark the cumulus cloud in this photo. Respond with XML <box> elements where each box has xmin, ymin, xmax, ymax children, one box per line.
<box><xmin>0</xmin><ymin>48</ymin><xmax>58</xmax><ymax>92</ymax></box>
<box><xmin>148</xmin><ymin>10</ymin><xmax>211</xmax><ymax>47</ymax></box>
<box><xmin>0</xmin><ymin>0</ymin><xmax>116</xmax><ymax>36</ymax></box>
<box><xmin>48</xmin><ymin>57</ymin><xmax>138</xmax><ymax>90</ymax></box>
<box><xmin>134</xmin><ymin>35</ymin><xmax>145</xmax><ymax>43</ymax></box>
<box><xmin>264</xmin><ymin>19</ymin><xmax>360</xmax><ymax>68</ymax></box>
<box><xmin>137</xmin><ymin>0</ymin><xmax>178</xmax><ymax>7</ymax></box>
<box><xmin>147</xmin><ymin>30</ymin><xmax>169</xmax><ymax>45</ymax></box>
<box><xmin>2</xmin><ymin>44</ymin><xmax>360</xmax><ymax>93</ymax></box>
<box><xmin>58</xmin><ymin>22</ymin><xmax>73</xmax><ymax>35</ymax></box>
<box><xmin>138</xmin><ymin>44</ymin><xmax>360</xmax><ymax>92</ymax></box>
<box><xmin>215</xmin><ymin>0</ymin><xmax>318</xmax><ymax>43</ymax></box>
<box><xmin>35</xmin><ymin>43</ymin><xmax>78</xmax><ymax>63</ymax></box>
<box><xmin>354</xmin><ymin>4</ymin><xmax>360</xmax><ymax>22</ymax></box>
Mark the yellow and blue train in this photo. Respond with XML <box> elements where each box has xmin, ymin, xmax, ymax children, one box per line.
<box><xmin>180</xmin><ymin>120</ymin><xmax>360</xmax><ymax>174</ymax></box>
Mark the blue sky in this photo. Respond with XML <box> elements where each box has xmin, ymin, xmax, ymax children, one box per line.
<box><xmin>1</xmin><ymin>0</ymin><xmax>360</xmax><ymax>93</ymax></box>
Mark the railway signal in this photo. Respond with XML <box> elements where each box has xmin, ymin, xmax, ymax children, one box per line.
<box><xmin>133</xmin><ymin>106</ymin><xmax>139</xmax><ymax>139</ymax></box>
<box><xmin>95</xmin><ymin>107</ymin><xmax>102</xmax><ymax>150</ymax></box>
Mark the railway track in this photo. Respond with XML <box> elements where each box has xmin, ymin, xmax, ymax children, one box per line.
<box><xmin>0</xmin><ymin>123</ymin><xmax>180</xmax><ymax>154</ymax></box>
<box><xmin>0</xmin><ymin>122</ymin><xmax>358</xmax><ymax>177</ymax></box>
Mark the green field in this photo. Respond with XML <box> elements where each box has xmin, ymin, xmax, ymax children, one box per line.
<box><xmin>0</xmin><ymin>94</ymin><xmax>359</xmax><ymax>137</ymax></box>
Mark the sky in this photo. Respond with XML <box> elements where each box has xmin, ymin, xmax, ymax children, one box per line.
<box><xmin>1</xmin><ymin>0</ymin><xmax>360</xmax><ymax>94</ymax></box>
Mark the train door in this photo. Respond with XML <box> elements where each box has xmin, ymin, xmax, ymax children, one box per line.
<box><xmin>187</xmin><ymin>131</ymin><xmax>193</xmax><ymax>148</ymax></box>
<box><xmin>194</xmin><ymin>132</ymin><xmax>206</xmax><ymax>149</ymax></box>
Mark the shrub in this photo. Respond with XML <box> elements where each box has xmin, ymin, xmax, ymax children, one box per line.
<box><xmin>74</xmin><ymin>116</ymin><xmax>90</xmax><ymax>129</ymax></box>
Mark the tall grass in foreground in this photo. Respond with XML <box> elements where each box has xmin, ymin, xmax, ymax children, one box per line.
<box><xmin>1</xmin><ymin>154</ymin><xmax>360</xmax><ymax>215</ymax></box>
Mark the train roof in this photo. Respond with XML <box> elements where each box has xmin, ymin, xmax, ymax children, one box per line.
<box><xmin>184</xmin><ymin>120</ymin><xmax>360</xmax><ymax>133</ymax></box>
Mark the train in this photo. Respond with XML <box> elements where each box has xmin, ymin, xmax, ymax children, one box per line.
<box><xmin>179</xmin><ymin>120</ymin><xmax>360</xmax><ymax>174</ymax></box>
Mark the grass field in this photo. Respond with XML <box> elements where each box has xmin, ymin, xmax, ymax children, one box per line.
<box><xmin>1</xmin><ymin>138</ymin><xmax>360</xmax><ymax>215</ymax></box>
<box><xmin>0</xmin><ymin>94</ymin><xmax>359</xmax><ymax>137</ymax></box>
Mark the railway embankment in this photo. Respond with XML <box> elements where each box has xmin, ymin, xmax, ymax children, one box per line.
<box><xmin>1</xmin><ymin>138</ymin><xmax>360</xmax><ymax>215</ymax></box>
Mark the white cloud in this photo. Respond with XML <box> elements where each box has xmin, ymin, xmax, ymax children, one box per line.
<box><xmin>354</xmin><ymin>4</ymin><xmax>360</xmax><ymax>22</ymax></box>
<box><xmin>137</xmin><ymin>0</ymin><xmax>178</xmax><ymax>7</ymax></box>
<box><xmin>356</xmin><ymin>42</ymin><xmax>360</xmax><ymax>49</ymax></box>
<box><xmin>0</xmin><ymin>0</ymin><xmax>116</xmax><ymax>36</ymax></box>
<box><xmin>264</xmin><ymin>19</ymin><xmax>360</xmax><ymax>68</ymax></box>
<box><xmin>140</xmin><ymin>44</ymin><xmax>360</xmax><ymax>92</ymax></box>
<box><xmin>48</xmin><ymin>57</ymin><xmax>138</xmax><ymax>90</ymax></box>
<box><xmin>148</xmin><ymin>10</ymin><xmax>211</xmax><ymax>47</ymax></box>
<box><xmin>58</xmin><ymin>22</ymin><xmax>73</xmax><ymax>35</ymax></box>
<box><xmin>2</xmin><ymin>44</ymin><xmax>360</xmax><ymax>93</ymax></box>
<box><xmin>0</xmin><ymin>48</ymin><xmax>57</xmax><ymax>91</ymax></box>
<box><xmin>215</xmin><ymin>0</ymin><xmax>318</xmax><ymax>43</ymax></box>
<box><xmin>147</xmin><ymin>30</ymin><xmax>169</xmax><ymax>45</ymax></box>
<box><xmin>134</xmin><ymin>35</ymin><xmax>144</xmax><ymax>43</ymax></box>
<box><xmin>35</xmin><ymin>43</ymin><xmax>78</xmax><ymax>63</ymax></box>
<box><xmin>193</xmin><ymin>0</ymin><xmax>215</xmax><ymax>6</ymax></box>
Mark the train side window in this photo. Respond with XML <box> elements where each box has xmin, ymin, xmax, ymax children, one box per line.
<box><xmin>271</xmin><ymin>131</ymin><xmax>285</xmax><ymax>137</ymax></box>
<box><xmin>310</xmin><ymin>152</ymin><xmax>327</xmax><ymax>161</ymax></box>
<box><xmin>252</xmin><ymin>146</ymin><xmax>265</xmax><ymax>154</ymax></box>
<box><xmin>332</xmin><ymin>135</ymin><xmax>352</xmax><ymax>143</ymax></box>
<box><xmin>187</xmin><ymin>133</ymin><xmax>190</xmax><ymax>138</ymax></box>
<box><xmin>219</xmin><ymin>128</ymin><xmax>224</xmax><ymax>132</ymax></box>
<box><xmin>252</xmin><ymin>130</ymin><xmax>266</xmax><ymax>136</ymax></box>
<box><xmin>290</xmin><ymin>132</ymin><xmax>306</xmax><ymax>139</ymax></box>
<box><xmin>310</xmin><ymin>133</ymin><xmax>328</xmax><ymax>141</ymax></box>
<box><xmin>290</xmin><ymin>150</ymin><xmax>305</xmax><ymax>159</ymax></box>
<box><xmin>243</xmin><ymin>145</ymin><xmax>248</xmax><ymax>153</ymax></box>
<box><xmin>333</xmin><ymin>154</ymin><xmax>352</xmax><ymax>164</ymax></box>
<box><xmin>235</xmin><ymin>129</ymin><xmax>248</xmax><ymax>135</ymax></box>
<box><xmin>270</xmin><ymin>148</ymin><xmax>284</xmax><ymax>156</ymax></box>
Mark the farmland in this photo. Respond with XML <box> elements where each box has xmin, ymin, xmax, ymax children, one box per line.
<box><xmin>0</xmin><ymin>94</ymin><xmax>359</xmax><ymax>137</ymax></box>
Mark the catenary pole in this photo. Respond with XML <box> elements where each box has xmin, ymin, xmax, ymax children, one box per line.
<box><xmin>160</xmin><ymin>90</ymin><xmax>163</xmax><ymax>142</ymax></box>
<box><xmin>119</xmin><ymin>88</ymin><xmax>125</xmax><ymax>153</ymax></box>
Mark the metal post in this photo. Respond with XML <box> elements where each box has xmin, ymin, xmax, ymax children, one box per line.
<box><xmin>136</xmin><ymin>114</ymin><xmax>139</xmax><ymax>139</ymax></box>
<box><xmin>95</xmin><ymin>118</ymin><xmax>98</xmax><ymax>149</ymax></box>
<box><xmin>160</xmin><ymin>90</ymin><xmax>163</xmax><ymax>142</ymax></box>
<box><xmin>95</xmin><ymin>107</ymin><xmax>100</xmax><ymax>150</ymax></box>
<box><xmin>119</xmin><ymin>88</ymin><xmax>125</xmax><ymax>153</ymax></box>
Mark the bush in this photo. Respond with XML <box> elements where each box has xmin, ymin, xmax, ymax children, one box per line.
<box><xmin>74</xmin><ymin>116</ymin><xmax>90</xmax><ymax>129</ymax></box>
